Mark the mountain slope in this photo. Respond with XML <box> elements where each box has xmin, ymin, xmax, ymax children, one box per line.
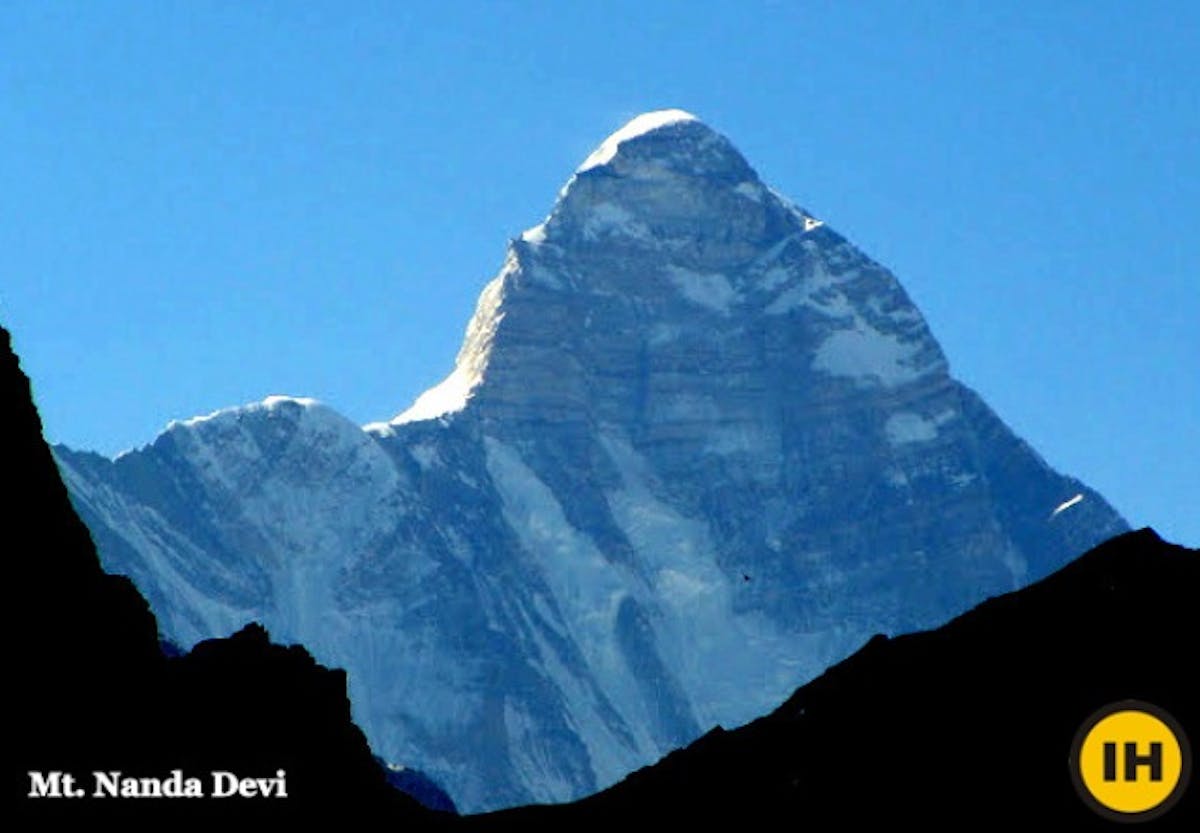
<box><xmin>54</xmin><ymin>110</ymin><xmax>1127</xmax><ymax>811</ymax></box>
<box><xmin>3</xmin><ymin>325</ymin><xmax>443</xmax><ymax>824</ymax></box>
<box><xmin>477</xmin><ymin>528</ymin><xmax>1198</xmax><ymax>829</ymax></box>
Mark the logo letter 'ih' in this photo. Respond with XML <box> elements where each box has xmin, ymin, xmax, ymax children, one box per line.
<box><xmin>1102</xmin><ymin>741</ymin><xmax>1164</xmax><ymax>782</ymax></box>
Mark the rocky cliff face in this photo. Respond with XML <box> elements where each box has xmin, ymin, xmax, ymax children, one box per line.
<box><xmin>54</xmin><ymin>110</ymin><xmax>1128</xmax><ymax>811</ymax></box>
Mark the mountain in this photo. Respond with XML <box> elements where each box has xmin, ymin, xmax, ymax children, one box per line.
<box><xmin>11</xmin><ymin>313</ymin><xmax>1190</xmax><ymax>828</ymax></box>
<box><xmin>2</xmin><ymin>325</ymin><xmax>443</xmax><ymax>825</ymax></box>
<box><xmin>53</xmin><ymin>109</ymin><xmax>1127</xmax><ymax>811</ymax></box>
<box><xmin>477</xmin><ymin>528</ymin><xmax>1198</xmax><ymax>829</ymax></box>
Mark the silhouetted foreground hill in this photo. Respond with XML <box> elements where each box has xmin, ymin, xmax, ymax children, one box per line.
<box><xmin>5</xmin><ymin>320</ymin><xmax>1195</xmax><ymax>828</ymax></box>
<box><xmin>478</xmin><ymin>528</ymin><xmax>1197</xmax><ymax>829</ymax></box>
<box><xmin>4</xmin><ymin>325</ymin><xmax>446</xmax><ymax>825</ymax></box>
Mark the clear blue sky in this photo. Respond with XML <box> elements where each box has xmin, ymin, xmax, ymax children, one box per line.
<box><xmin>2</xmin><ymin>2</ymin><xmax>1196</xmax><ymax>545</ymax></box>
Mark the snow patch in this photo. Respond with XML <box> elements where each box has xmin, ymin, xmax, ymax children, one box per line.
<box><xmin>394</xmin><ymin>365</ymin><xmax>475</xmax><ymax>424</ymax></box>
<box><xmin>597</xmin><ymin>432</ymin><xmax>818</xmax><ymax>728</ymax></box>
<box><xmin>521</xmin><ymin>223</ymin><xmax>547</xmax><ymax>244</ymax></box>
<box><xmin>764</xmin><ymin>285</ymin><xmax>808</xmax><ymax>315</ymax></box>
<box><xmin>527</xmin><ymin>262</ymin><xmax>564</xmax><ymax>289</ymax></box>
<box><xmin>483</xmin><ymin>436</ymin><xmax>626</xmax><ymax>661</ymax></box>
<box><xmin>765</xmin><ymin>185</ymin><xmax>821</xmax><ymax>233</ymax></box>
<box><xmin>362</xmin><ymin>420</ymin><xmax>395</xmax><ymax>437</ymax></box>
<box><xmin>1051</xmin><ymin>493</ymin><xmax>1084</xmax><ymax>517</ymax></box>
<box><xmin>262</xmin><ymin>394</ymin><xmax>320</xmax><ymax>411</ymax></box>
<box><xmin>409</xmin><ymin>442</ymin><xmax>440</xmax><ymax>470</ymax></box>
<box><xmin>578</xmin><ymin>109</ymin><xmax>699</xmax><ymax>172</ymax></box>
<box><xmin>663</xmin><ymin>265</ymin><xmax>736</xmax><ymax>313</ymax></box>
<box><xmin>172</xmin><ymin>394</ymin><xmax>322</xmax><ymax>431</ymax></box>
<box><xmin>884</xmin><ymin>412</ymin><xmax>939</xmax><ymax>445</ymax></box>
<box><xmin>582</xmin><ymin>203</ymin><xmax>653</xmax><ymax>242</ymax></box>
<box><xmin>765</xmin><ymin>261</ymin><xmax>851</xmax><ymax>316</ymax></box>
<box><xmin>811</xmin><ymin>324</ymin><xmax>926</xmax><ymax>388</ymax></box>
<box><xmin>1000</xmin><ymin>545</ymin><xmax>1028</xmax><ymax>587</ymax></box>
<box><xmin>483</xmin><ymin>435</ymin><xmax>665</xmax><ymax>777</ymax></box>
<box><xmin>734</xmin><ymin>181</ymin><xmax>763</xmax><ymax>202</ymax></box>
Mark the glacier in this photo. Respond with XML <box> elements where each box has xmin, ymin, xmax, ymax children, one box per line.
<box><xmin>55</xmin><ymin>110</ymin><xmax>1127</xmax><ymax>812</ymax></box>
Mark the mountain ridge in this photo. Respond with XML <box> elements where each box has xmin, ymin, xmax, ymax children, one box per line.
<box><xmin>2</xmin><ymin>324</ymin><xmax>443</xmax><ymax>825</ymax></box>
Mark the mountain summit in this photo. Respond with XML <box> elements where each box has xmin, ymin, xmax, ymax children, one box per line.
<box><xmin>381</xmin><ymin>109</ymin><xmax>914</xmax><ymax>434</ymax></box>
<box><xmin>55</xmin><ymin>111</ymin><xmax>1127</xmax><ymax>811</ymax></box>
<box><xmin>572</xmin><ymin>108</ymin><xmax>756</xmax><ymax>179</ymax></box>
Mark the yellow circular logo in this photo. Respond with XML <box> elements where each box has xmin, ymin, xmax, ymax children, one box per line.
<box><xmin>1071</xmin><ymin>701</ymin><xmax>1191</xmax><ymax>822</ymax></box>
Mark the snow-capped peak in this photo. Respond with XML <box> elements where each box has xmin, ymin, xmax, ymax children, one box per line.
<box><xmin>60</xmin><ymin>104</ymin><xmax>1131</xmax><ymax>817</ymax></box>
<box><xmin>577</xmin><ymin>109</ymin><xmax>701</xmax><ymax>172</ymax></box>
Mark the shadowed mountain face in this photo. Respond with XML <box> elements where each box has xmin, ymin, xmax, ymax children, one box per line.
<box><xmin>52</xmin><ymin>110</ymin><xmax>1128</xmax><ymax>810</ymax></box>
<box><xmin>3</xmin><ymin>326</ymin><xmax>442</xmax><ymax>825</ymax></box>
<box><xmin>478</xmin><ymin>528</ymin><xmax>1198</xmax><ymax>829</ymax></box>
